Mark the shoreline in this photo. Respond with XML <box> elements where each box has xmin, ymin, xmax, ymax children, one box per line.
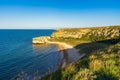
<box><xmin>48</xmin><ymin>41</ymin><xmax>85</xmax><ymax>67</ymax></box>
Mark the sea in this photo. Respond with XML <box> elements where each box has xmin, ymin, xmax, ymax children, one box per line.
<box><xmin>0</xmin><ymin>29</ymin><xmax>61</xmax><ymax>80</ymax></box>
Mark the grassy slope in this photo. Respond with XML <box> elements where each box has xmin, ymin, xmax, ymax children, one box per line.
<box><xmin>40</xmin><ymin>41</ymin><xmax>120</xmax><ymax>80</ymax></box>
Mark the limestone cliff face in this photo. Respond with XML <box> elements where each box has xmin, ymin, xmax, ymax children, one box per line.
<box><xmin>32</xmin><ymin>36</ymin><xmax>51</xmax><ymax>44</ymax></box>
<box><xmin>52</xmin><ymin>26</ymin><xmax>120</xmax><ymax>41</ymax></box>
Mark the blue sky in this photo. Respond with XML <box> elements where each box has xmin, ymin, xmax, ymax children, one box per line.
<box><xmin>0</xmin><ymin>0</ymin><xmax>120</xmax><ymax>29</ymax></box>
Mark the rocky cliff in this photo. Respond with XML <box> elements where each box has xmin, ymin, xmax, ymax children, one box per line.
<box><xmin>52</xmin><ymin>26</ymin><xmax>120</xmax><ymax>41</ymax></box>
<box><xmin>32</xmin><ymin>36</ymin><xmax>51</xmax><ymax>44</ymax></box>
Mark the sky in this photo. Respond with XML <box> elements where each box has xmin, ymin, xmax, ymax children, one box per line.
<box><xmin>0</xmin><ymin>0</ymin><xmax>120</xmax><ymax>29</ymax></box>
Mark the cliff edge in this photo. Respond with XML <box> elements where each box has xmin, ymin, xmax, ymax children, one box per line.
<box><xmin>32</xmin><ymin>36</ymin><xmax>51</xmax><ymax>44</ymax></box>
<box><xmin>52</xmin><ymin>26</ymin><xmax>120</xmax><ymax>41</ymax></box>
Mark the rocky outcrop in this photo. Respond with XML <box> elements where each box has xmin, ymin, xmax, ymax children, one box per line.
<box><xmin>51</xmin><ymin>26</ymin><xmax>120</xmax><ymax>41</ymax></box>
<box><xmin>32</xmin><ymin>36</ymin><xmax>51</xmax><ymax>44</ymax></box>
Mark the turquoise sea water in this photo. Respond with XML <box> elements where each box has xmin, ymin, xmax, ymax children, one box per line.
<box><xmin>0</xmin><ymin>30</ymin><xmax>61</xmax><ymax>80</ymax></box>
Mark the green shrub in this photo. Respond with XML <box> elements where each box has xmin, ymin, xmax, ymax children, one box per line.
<box><xmin>73</xmin><ymin>69</ymin><xmax>96</xmax><ymax>80</ymax></box>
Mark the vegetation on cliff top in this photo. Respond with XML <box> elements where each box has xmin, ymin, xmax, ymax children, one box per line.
<box><xmin>52</xmin><ymin>26</ymin><xmax>120</xmax><ymax>41</ymax></box>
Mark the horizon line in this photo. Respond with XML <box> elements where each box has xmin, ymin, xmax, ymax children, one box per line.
<box><xmin>0</xmin><ymin>25</ymin><xmax>119</xmax><ymax>29</ymax></box>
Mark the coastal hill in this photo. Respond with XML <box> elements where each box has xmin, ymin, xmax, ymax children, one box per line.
<box><xmin>32</xmin><ymin>26</ymin><xmax>120</xmax><ymax>80</ymax></box>
<box><xmin>52</xmin><ymin>26</ymin><xmax>120</xmax><ymax>41</ymax></box>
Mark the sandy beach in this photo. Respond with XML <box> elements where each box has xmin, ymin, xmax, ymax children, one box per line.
<box><xmin>49</xmin><ymin>42</ymin><xmax>85</xmax><ymax>67</ymax></box>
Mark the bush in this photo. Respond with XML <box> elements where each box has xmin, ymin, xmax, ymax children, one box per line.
<box><xmin>73</xmin><ymin>69</ymin><xmax>96</xmax><ymax>80</ymax></box>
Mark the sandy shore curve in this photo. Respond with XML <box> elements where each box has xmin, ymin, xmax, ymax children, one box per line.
<box><xmin>49</xmin><ymin>41</ymin><xmax>85</xmax><ymax>67</ymax></box>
